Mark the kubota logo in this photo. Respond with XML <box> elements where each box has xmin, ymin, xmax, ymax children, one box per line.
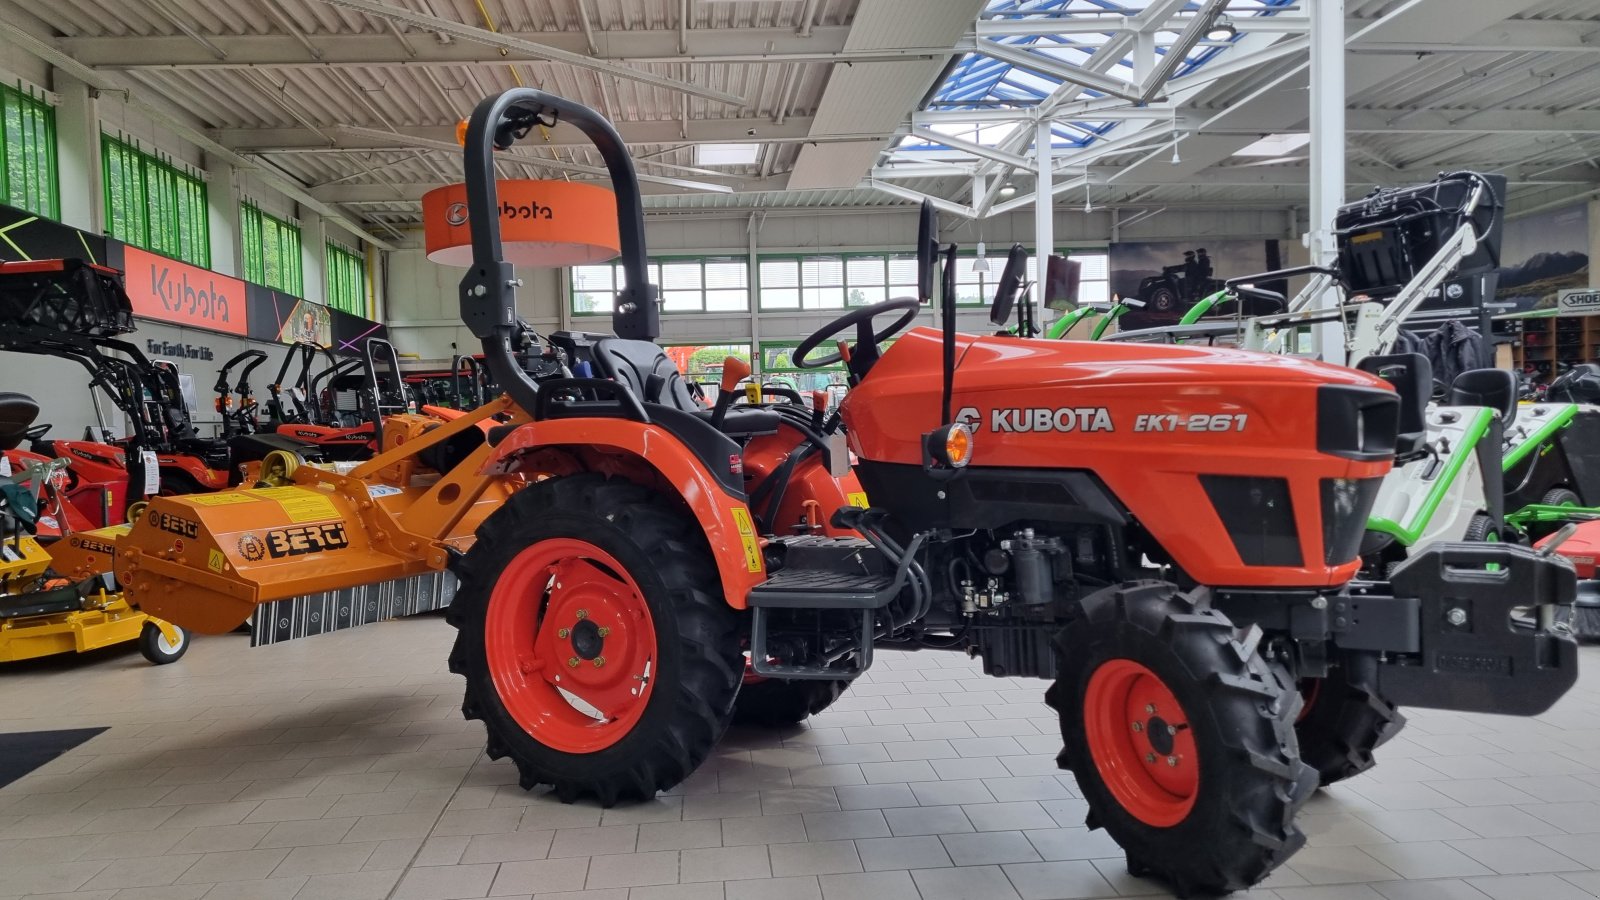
<box><xmin>500</xmin><ymin>200</ymin><xmax>553</xmax><ymax>220</ymax></box>
<box><xmin>445</xmin><ymin>202</ymin><xmax>468</xmax><ymax>226</ymax></box>
<box><xmin>955</xmin><ymin>406</ymin><xmax>1115</xmax><ymax>433</ymax></box>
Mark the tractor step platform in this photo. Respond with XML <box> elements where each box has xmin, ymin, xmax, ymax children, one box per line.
<box><xmin>750</xmin><ymin>536</ymin><xmax>895</xmax><ymax>610</ymax></box>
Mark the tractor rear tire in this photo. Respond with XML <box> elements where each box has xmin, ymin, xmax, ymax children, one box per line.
<box><xmin>1464</xmin><ymin>513</ymin><xmax>1498</xmax><ymax>542</ymax></box>
<box><xmin>447</xmin><ymin>474</ymin><xmax>743</xmax><ymax>807</ymax></box>
<box><xmin>734</xmin><ymin>678</ymin><xmax>849</xmax><ymax>726</ymax></box>
<box><xmin>1295</xmin><ymin>662</ymin><xmax>1405</xmax><ymax>787</ymax></box>
<box><xmin>1047</xmin><ymin>581</ymin><xmax>1316</xmax><ymax>897</ymax></box>
<box><xmin>1543</xmin><ymin>487</ymin><xmax>1581</xmax><ymax>507</ymax></box>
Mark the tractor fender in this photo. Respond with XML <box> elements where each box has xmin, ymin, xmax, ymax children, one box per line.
<box><xmin>484</xmin><ymin>418</ymin><xmax>766</xmax><ymax>609</ymax></box>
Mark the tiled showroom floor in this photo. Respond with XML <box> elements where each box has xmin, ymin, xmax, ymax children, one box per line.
<box><xmin>3</xmin><ymin>616</ymin><xmax>1600</xmax><ymax>900</ymax></box>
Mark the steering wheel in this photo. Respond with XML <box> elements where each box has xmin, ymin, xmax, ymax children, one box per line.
<box><xmin>793</xmin><ymin>297</ymin><xmax>923</xmax><ymax>370</ymax></box>
<box><xmin>24</xmin><ymin>423</ymin><xmax>50</xmax><ymax>443</ymax></box>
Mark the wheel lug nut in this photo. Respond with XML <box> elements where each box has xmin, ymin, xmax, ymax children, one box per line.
<box><xmin>575</xmin><ymin>609</ymin><xmax>588</xmax><ymax>619</ymax></box>
<box><xmin>1166</xmin><ymin>756</ymin><xmax>1178</xmax><ymax>767</ymax></box>
<box><xmin>1167</xmin><ymin>725</ymin><xmax>1177</xmax><ymax>736</ymax></box>
<box><xmin>1145</xmin><ymin>753</ymin><xmax>1156</xmax><ymax>764</ymax></box>
<box><xmin>593</xmin><ymin>656</ymin><xmax>606</xmax><ymax>668</ymax></box>
<box><xmin>1131</xmin><ymin>721</ymin><xmax>1142</xmax><ymax>733</ymax></box>
<box><xmin>597</xmin><ymin>627</ymin><xmax>610</xmax><ymax>637</ymax></box>
<box><xmin>557</xmin><ymin>628</ymin><xmax>571</xmax><ymax>639</ymax></box>
<box><xmin>567</xmin><ymin>657</ymin><xmax>579</xmax><ymax>668</ymax></box>
<box><xmin>1145</xmin><ymin>703</ymin><xmax>1157</xmax><ymax>714</ymax></box>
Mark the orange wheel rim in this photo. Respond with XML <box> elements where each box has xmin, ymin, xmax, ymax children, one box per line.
<box><xmin>1082</xmin><ymin>658</ymin><xmax>1199</xmax><ymax>827</ymax></box>
<box><xmin>485</xmin><ymin>539</ymin><xmax>656</xmax><ymax>754</ymax></box>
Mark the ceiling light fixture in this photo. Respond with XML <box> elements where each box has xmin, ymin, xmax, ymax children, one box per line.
<box><xmin>973</xmin><ymin>241</ymin><xmax>991</xmax><ymax>274</ymax></box>
<box><xmin>1170</xmin><ymin>109</ymin><xmax>1181</xmax><ymax>165</ymax></box>
<box><xmin>1205</xmin><ymin>14</ymin><xmax>1237</xmax><ymax>41</ymax></box>
<box><xmin>999</xmin><ymin>182</ymin><xmax>1017</xmax><ymax>199</ymax></box>
<box><xmin>1083</xmin><ymin>167</ymin><xmax>1093</xmax><ymax>213</ymax></box>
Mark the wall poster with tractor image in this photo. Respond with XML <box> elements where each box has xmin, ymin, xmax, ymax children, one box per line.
<box><xmin>1108</xmin><ymin>237</ymin><xmax>1283</xmax><ymax>330</ymax></box>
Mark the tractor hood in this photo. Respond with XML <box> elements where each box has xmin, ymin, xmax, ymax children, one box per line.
<box><xmin>844</xmin><ymin>327</ymin><xmax>1391</xmax><ymax>464</ymax></box>
<box><xmin>842</xmin><ymin>328</ymin><xmax>1397</xmax><ymax>588</ymax></box>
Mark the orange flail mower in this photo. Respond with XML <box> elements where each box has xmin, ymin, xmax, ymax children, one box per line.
<box><xmin>112</xmin><ymin>90</ymin><xmax>1577</xmax><ymax>898</ymax></box>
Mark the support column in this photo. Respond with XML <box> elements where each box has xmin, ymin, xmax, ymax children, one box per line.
<box><xmin>1033</xmin><ymin>118</ymin><xmax>1053</xmax><ymax>332</ymax></box>
<box><xmin>51</xmin><ymin>70</ymin><xmax>98</xmax><ymax>234</ymax></box>
<box><xmin>302</xmin><ymin>214</ymin><xmax>327</xmax><ymax>303</ymax></box>
<box><xmin>1306</xmin><ymin>0</ymin><xmax>1345</xmax><ymax>364</ymax></box>
<box><xmin>205</xmin><ymin>155</ymin><xmax>240</xmax><ymax>277</ymax></box>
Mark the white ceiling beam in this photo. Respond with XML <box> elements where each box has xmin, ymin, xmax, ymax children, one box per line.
<box><xmin>1166</xmin><ymin>35</ymin><xmax>1308</xmax><ymax>89</ymax></box>
<box><xmin>0</xmin><ymin>19</ymin><xmax>395</xmax><ymax>251</ymax></box>
<box><xmin>54</xmin><ymin>26</ymin><xmax>938</xmax><ymax>70</ymax></box>
<box><xmin>1345</xmin><ymin>109</ymin><xmax>1600</xmax><ymax>134</ymax></box>
<box><xmin>313</xmin><ymin>175</ymin><xmax>793</xmax><ymax>203</ymax></box>
<box><xmin>1136</xmin><ymin>0</ymin><xmax>1227</xmax><ymax>102</ymax></box>
<box><xmin>974</xmin><ymin>13</ymin><xmax>1309</xmax><ymax>37</ymax></box>
<box><xmin>329</xmin><ymin>126</ymin><xmax>736</xmax><ymax>193</ymax></box>
<box><xmin>861</xmin><ymin>180</ymin><xmax>977</xmax><ymax>218</ymax></box>
<box><xmin>909</xmin><ymin>129</ymin><xmax>1030</xmax><ymax>168</ymax></box>
<box><xmin>974</xmin><ymin>38</ymin><xmax>1144</xmax><ymax>103</ymax></box>
<box><xmin>307</xmin><ymin>0</ymin><xmax>746</xmax><ymax>106</ymax></box>
<box><xmin>221</xmin><ymin>118</ymin><xmax>822</xmax><ymax>151</ymax></box>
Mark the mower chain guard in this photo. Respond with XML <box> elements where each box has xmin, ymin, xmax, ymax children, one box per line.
<box><xmin>1378</xmin><ymin>541</ymin><xmax>1578</xmax><ymax>716</ymax></box>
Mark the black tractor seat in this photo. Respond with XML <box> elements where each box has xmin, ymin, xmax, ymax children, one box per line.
<box><xmin>590</xmin><ymin>338</ymin><xmax>780</xmax><ymax>437</ymax></box>
<box><xmin>0</xmin><ymin>392</ymin><xmax>40</xmax><ymax>451</ymax></box>
<box><xmin>1451</xmin><ymin>368</ymin><xmax>1518</xmax><ymax>426</ymax></box>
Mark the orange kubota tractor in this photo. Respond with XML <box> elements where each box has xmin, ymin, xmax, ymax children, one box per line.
<box><xmin>111</xmin><ymin>91</ymin><xmax>1578</xmax><ymax>897</ymax></box>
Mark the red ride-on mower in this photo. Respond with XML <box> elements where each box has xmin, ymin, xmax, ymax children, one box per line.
<box><xmin>257</xmin><ymin>338</ymin><xmax>407</xmax><ymax>461</ymax></box>
<box><xmin>111</xmin><ymin>91</ymin><xmax>1578</xmax><ymax>897</ymax></box>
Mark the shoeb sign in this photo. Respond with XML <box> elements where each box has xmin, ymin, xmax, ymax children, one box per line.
<box><xmin>1557</xmin><ymin>288</ymin><xmax>1600</xmax><ymax>316</ymax></box>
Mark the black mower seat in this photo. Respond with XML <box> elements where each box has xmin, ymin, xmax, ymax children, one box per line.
<box><xmin>590</xmin><ymin>338</ymin><xmax>780</xmax><ymax>436</ymax></box>
<box><xmin>1451</xmin><ymin>368</ymin><xmax>1518</xmax><ymax>426</ymax></box>
<box><xmin>0</xmin><ymin>392</ymin><xmax>40</xmax><ymax>451</ymax></box>
<box><xmin>1357</xmin><ymin>354</ymin><xmax>1431</xmax><ymax>456</ymax></box>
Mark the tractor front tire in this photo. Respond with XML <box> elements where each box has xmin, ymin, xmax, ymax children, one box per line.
<box><xmin>1295</xmin><ymin>661</ymin><xmax>1405</xmax><ymax>787</ymax></box>
<box><xmin>1047</xmin><ymin>582</ymin><xmax>1316</xmax><ymax>897</ymax></box>
<box><xmin>734</xmin><ymin>678</ymin><xmax>849</xmax><ymax>727</ymax></box>
<box><xmin>448</xmin><ymin>474</ymin><xmax>743</xmax><ymax>807</ymax></box>
<box><xmin>138</xmin><ymin>621</ymin><xmax>189</xmax><ymax>665</ymax></box>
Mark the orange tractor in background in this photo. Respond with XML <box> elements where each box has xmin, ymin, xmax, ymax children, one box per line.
<box><xmin>112</xmin><ymin>90</ymin><xmax>1578</xmax><ymax>897</ymax></box>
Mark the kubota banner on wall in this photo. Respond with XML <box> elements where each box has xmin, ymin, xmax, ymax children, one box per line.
<box><xmin>115</xmin><ymin>244</ymin><xmax>250</xmax><ymax>336</ymax></box>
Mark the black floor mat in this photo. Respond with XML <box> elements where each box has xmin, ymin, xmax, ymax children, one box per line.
<box><xmin>0</xmin><ymin>728</ymin><xmax>106</xmax><ymax>789</ymax></box>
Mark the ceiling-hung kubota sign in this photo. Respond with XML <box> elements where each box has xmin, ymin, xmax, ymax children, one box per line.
<box><xmin>421</xmin><ymin>180</ymin><xmax>621</xmax><ymax>268</ymax></box>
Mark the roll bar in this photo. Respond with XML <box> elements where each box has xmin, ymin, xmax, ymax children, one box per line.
<box><xmin>458</xmin><ymin>90</ymin><xmax>657</xmax><ymax>419</ymax></box>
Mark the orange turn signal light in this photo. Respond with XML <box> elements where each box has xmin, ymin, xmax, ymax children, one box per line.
<box><xmin>925</xmin><ymin>422</ymin><xmax>974</xmax><ymax>469</ymax></box>
<box><xmin>455</xmin><ymin>118</ymin><xmax>469</xmax><ymax>147</ymax></box>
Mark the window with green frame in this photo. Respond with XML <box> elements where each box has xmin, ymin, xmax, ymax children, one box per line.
<box><xmin>571</xmin><ymin>256</ymin><xmax>749</xmax><ymax>314</ymax></box>
<box><xmin>757</xmin><ymin>341</ymin><xmax>851</xmax><ymax>394</ymax></box>
<box><xmin>240</xmin><ymin>203</ymin><xmax>303</xmax><ymax>295</ymax></box>
<box><xmin>757</xmin><ymin>253</ymin><xmax>925</xmax><ymax>311</ymax></box>
<box><xmin>325</xmin><ymin>241</ymin><xmax>366</xmax><ymax>316</ymax></box>
<box><xmin>1</xmin><ymin>83</ymin><xmax>57</xmax><ymax>218</ymax></box>
<box><xmin>101</xmin><ymin>134</ymin><xmax>209</xmax><ymax>267</ymax></box>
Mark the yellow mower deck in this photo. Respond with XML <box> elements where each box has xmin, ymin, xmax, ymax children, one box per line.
<box><xmin>0</xmin><ymin>529</ymin><xmax>180</xmax><ymax>664</ymax></box>
<box><xmin>0</xmin><ymin>591</ymin><xmax>162</xmax><ymax>663</ymax></box>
